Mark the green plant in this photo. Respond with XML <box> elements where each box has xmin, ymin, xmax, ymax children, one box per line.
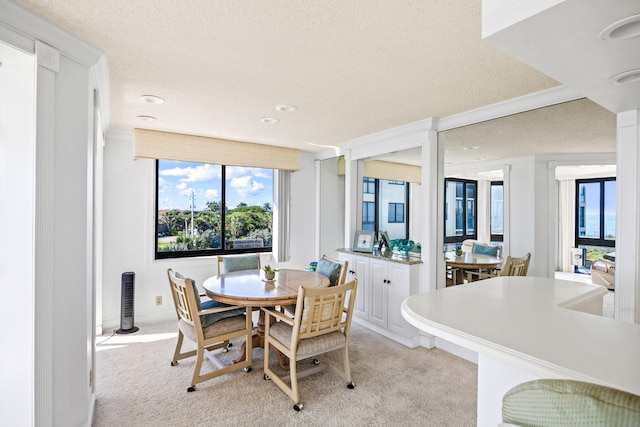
<box><xmin>263</xmin><ymin>265</ymin><xmax>277</xmax><ymax>274</ymax></box>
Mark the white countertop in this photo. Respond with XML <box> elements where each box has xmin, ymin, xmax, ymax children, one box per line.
<box><xmin>401</xmin><ymin>276</ymin><xmax>640</xmax><ymax>395</ymax></box>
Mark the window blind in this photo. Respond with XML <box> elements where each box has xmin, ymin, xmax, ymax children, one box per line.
<box><xmin>364</xmin><ymin>160</ymin><xmax>421</xmax><ymax>183</ymax></box>
<box><xmin>134</xmin><ymin>128</ymin><xmax>300</xmax><ymax>171</ymax></box>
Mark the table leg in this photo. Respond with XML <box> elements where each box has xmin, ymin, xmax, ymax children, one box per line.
<box><xmin>232</xmin><ymin>308</ymin><xmax>291</xmax><ymax>370</ymax></box>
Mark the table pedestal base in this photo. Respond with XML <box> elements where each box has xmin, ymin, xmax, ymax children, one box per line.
<box><xmin>232</xmin><ymin>310</ymin><xmax>290</xmax><ymax>370</ymax></box>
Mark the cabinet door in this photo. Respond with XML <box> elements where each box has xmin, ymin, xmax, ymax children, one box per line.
<box><xmin>340</xmin><ymin>254</ymin><xmax>366</xmax><ymax>317</ymax></box>
<box><xmin>386</xmin><ymin>262</ymin><xmax>412</xmax><ymax>336</ymax></box>
<box><xmin>351</xmin><ymin>256</ymin><xmax>369</xmax><ymax>318</ymax></box>
<box><xmin>369</xmin><ymin>259</ymin><xmax>388</xmax><ymax>328</ymax></box>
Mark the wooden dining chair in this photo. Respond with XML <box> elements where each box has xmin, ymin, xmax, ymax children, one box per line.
<box><xmin>167</xmin><ymin>268</ymin><xmax>254</xmax><ymax>392</ymax></box>
<box><xmin>217</xmin><ymin>254</ymin><xmax>261</xmax><ymax>274</ymax></box>
<box><xmin>282</xmin><ymin>254</ymin><xmax>348</xmax><ymax>316</ymax></box>
<box><xmin>466</xmin><ymin>253</ymin><xmax>531</xmax><ymax>282</ymax></box>
<box><xmin>262</xmin><ymin>279</ymin><xmax>358</xmax><ymax>411</ymax></box>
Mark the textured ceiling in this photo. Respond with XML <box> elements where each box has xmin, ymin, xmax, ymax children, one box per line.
<box><xmin>365</xmin><ymin>98</ymin><xmax>616</xmax><ymax>168</ymax></box>
<box><xmin>14</xmin><ymin>0</ymin><xmax>567</xmax><ymax>157</ymax></box>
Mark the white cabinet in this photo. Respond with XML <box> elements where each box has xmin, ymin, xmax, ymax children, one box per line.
<box><xmin>339</xmin><ymin>251</ymin><xmax>421</xmax><ymax>347</ymax></box>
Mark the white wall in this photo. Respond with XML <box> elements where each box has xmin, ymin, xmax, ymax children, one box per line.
<box><xmin>0</xmin><ymin>40</ymin><xmax>36</xmax><ymax>427</ymax></box>
<box><xmin>101</xmin><ymin>132</ymin><xmax>317</xmax><ymax>329</ymax></box>
<box><xmin>50</xmin><ymin>53</ymin><xmax>95</xmax><ymax>427</ymax></box>
<box><xmin>318</xmin><ymin>157</ymin><xmax>345</xmax><ymax>259</ymax></box>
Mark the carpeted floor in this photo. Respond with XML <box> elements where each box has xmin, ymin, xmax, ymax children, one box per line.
<box><xmin>92</xmin><ymin>321</ymin><xmax>477</xmax><ymax>427</ymax></box>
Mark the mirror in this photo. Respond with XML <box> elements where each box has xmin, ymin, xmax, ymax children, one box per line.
<box><xmin>440</xmin><ymin>97</ymin><xmax>617</xmax><ymax>274</ymax></box>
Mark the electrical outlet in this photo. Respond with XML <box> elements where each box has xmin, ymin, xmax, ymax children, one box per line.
<box><xmin>156</xmin><ymin>295</ymin><xmax>162</xmax><ymax>305</ymax></box>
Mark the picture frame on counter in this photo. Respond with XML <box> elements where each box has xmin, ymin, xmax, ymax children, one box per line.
<box><xmin>352</xmin><ymin>230</ymin><xmax>375</xmax><ymax>253</ymax></box>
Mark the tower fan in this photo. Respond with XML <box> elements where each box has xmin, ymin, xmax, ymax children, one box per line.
<box><xmin>116</xmin><ymin>271</ymin><xmax>139</xmax><ymax>334</ymax></box>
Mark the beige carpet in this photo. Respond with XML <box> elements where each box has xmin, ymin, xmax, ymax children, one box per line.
<box><xmin>93</xmin><ymin>321</ymin><xmax>477</xmax><ymax>427</ymax></box>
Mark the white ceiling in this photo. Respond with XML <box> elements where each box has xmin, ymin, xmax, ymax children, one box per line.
<box><xmin>11</xmin><ymin>0</ymin><xmax>636</xmax><ymax>166</ymax></box>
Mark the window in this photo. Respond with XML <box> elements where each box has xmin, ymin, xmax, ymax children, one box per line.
<box><xmin>362</xmin><ymin>201</ymin><xmax>375</xmax><ymax>231</ymax></box>
<box><xmin>575</xmin><ymin>177</ymin><xmax>616</xmax><ymax>264</ymax></box>
<box><xmin>490</xmin><ymin>181</ymin><xmax>504</xmax><ymax>242</ymax></box>
<box><xmin>361</xmin><ymin>178</ymin><xmax>409</xmax><ymax>239</ymax></box>
<box><xmin>388</xmin><ymin>203</ymin><xmax>405</xmax><ymax>223</ymax></box>
<box><xmin>155</xmin><ymin>160</ymin><xmax>274</xmax><ymax>259</ymax></box>
<box><xmin>363</xmin><ymin>177</ymin><xmax>376</xmax><ymax>194</ymax></box>
<box><xmin>444</xmin><ymin>178</ymin><xmax>477</xmax><ymax>245</ymax></box>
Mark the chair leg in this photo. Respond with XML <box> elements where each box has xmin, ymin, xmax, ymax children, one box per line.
<box><xmin>290</xmin><ymin>355</ymin><xmax>300</xmax><ymax>410</ymax></box>
<box><xmin>189</xmin><ymin>344</ymin><xmax>206</xmax><ymax>392</ymax></box>
<box><xmin>171</xmin><ymin>330</ymin><xmax>198</xmax><ymax>365</ymax></box>
<box><xmin>170</xmin><ymin>330</ymin><xmax>184</xmax><ymax>365</ymax></box>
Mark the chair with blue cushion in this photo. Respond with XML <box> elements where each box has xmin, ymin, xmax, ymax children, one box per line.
<box><xmin>501</xmin><ymin>379</ymin><xmax>640</xmax><ymax>426</ymax></box>
<box><xmin>167</xmin><ymin>268</ymin><xmax>253</xmax><ymax>392</ymax></box>
<box><xmin>217</xmin><ymin>254</ymin><xmax>261</xmax><ymax>274</ymax></box>
<box><xmin>472</xmin><ymin>243</ymin><xmax>502</xmax><ymax>257</ymax></box>
<box><xmin>282</xmin><ymin>255</ymin><xmax>348</xmax><ymax>316</ymax></box>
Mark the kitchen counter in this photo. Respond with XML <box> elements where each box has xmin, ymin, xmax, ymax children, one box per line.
<box><xmin>337</xmin><ymin>248</ymin><xmax>423</xmax><ymax>265</ymax></box>
<box><xmin>401</xmin><ymin>276</ymin><xmax>638</xmax><ymax>426</ymax></box>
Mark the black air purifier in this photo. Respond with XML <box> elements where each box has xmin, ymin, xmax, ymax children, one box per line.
<box><xmin>116</xmin><ymin>272</ymin><xmax>139</xmax><ymax>334</ymax></box>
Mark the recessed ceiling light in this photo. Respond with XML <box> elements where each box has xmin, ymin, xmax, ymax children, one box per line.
<box><xmin>261</xmin><ymin>117</ymin><xmax>279</xmax><ymax>124</ymax></box>
<box><xmin>139</xmin><ymin>95</ymin><xmax>165</xmax><ymax>104</ymax></box>
<box><xmin>463</xmin><ymin>146</ymin><xmax>479</xmax><ymax>150</ymax></box>
<box><xmin>275</xmin><ymin>104</ymin><xmax>297</xmax><ymax>112</ymax></box>
<box><xmin>608</xmin><ymin>68</ymin><xmax>640</xmax><ymax>85</ymax></box>
<box><xmin>136</xmin><ymin>115</ymin><xmax>157</xmax><ymax>121</ymax></box>
<box><xmin>600</xmin><ymin>14</ymin><xmax>640</xmax><ymax>40</ymax></box>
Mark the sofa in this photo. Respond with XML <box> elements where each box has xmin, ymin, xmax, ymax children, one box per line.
<box><xmin>590</xmin><ymin>259</ymin><xmax>615</xmax><ymax>290</ymax></box>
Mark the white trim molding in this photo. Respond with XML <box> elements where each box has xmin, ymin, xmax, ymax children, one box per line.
<box><xmin>616</xmin><ymin>110</ymin><xmax>640</xmax><ymax>324</ymax></box>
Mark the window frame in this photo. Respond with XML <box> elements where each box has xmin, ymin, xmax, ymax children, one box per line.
<box><xmin>490</xmin><ymin>181</ymin><xmax>504</xmax><ymax>242</ymax></box>
<box><xmin>361</xmin><ymin>177</ymin><xmax>409</xmax><ymax>237</ymax></box>
<box><xmin>575</xmin><ymin>177</ymin><xmax>616</xmax><ymax>249</ymax></box>
<box><xmin>444</xmin><ymin>178</ymin><xmax>478</xmax><ymax>245</ymax></box>
<box><xmin>155</xmin><ymin>160</ymin><xmax>274</xmax><ymax>259</ymax></box>
<box><xmin>388</xmin><ymin>202</ymin><xmax>405</xmax><ymax>223</ymax></box>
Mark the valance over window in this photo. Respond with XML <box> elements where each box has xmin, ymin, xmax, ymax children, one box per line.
<box><xmin>134</xmin><ymin>128</ymin><xmax>300</xmax><ymax>171</ymax></box>
<box><xmin>364</xmin><ymin>160</ymin><xmax>421</xmax><ymax>184</ymax></box>
<box><xmin>337</xmin><ymin>157</ymin><xmax>421</xmax><ymax>184</ymax></box>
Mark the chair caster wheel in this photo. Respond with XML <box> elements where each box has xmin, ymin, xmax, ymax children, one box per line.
<box><xmin>347</xmin><ymin>382</ymin><xmax>355</xmax><ymax>389</ymax></box>
<box><xmin>187</xmin><ymin>386</ymin><xmax>195</xmax><ymax>392</ymax></box>
<box><xmin>227</xmin><ymin>342</ymin><xmax>233</xmax><ymax>347</ymax></box>
<box><xmin>170</xmin><ymin>361</ymin><xmax>178</xmax><ymax>366</ymax></box>
<box><xmin>293</xmin><ymin>403</ymin><xmax>303</xmax><ymax>411</ymax></box>
<box><xmin>244</xmin><ymin>366</ymin><xmax>252</xmax><ymax>373</ymax></box>
<box><xmin>313</xmin><ymin>359</ymin><xmax>320</xmax><ymax>365</ymax></box>
<box><xmin>263</xmin><ymin>373</ymin><xmax>270</xmax><ymax>380</ymax></box>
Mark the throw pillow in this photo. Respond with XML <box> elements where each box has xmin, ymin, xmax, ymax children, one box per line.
<box><xmin>316</xmin><ymin>258</ymin><xmax>341</xmax><ymax>287</ymax></box>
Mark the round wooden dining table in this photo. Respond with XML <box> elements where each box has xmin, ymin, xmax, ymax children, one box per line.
<box><xmin>203</xmin><ymin>268</ymin><xmax>330</xmax><ymax>368</ymax></box>
<box><xmin>445</xmin><ymin>252</ymin><xmax>503</xmax><ymax>285</ymax></box>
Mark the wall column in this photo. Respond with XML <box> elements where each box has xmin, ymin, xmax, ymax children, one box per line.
<box><xmin>421</xmin><ymin>122</ymin><xmax>441</xmax><ymax>292</ymax></box>
<box><xmin>615</xmin><ymin>110</ymin><xmax>640</xmax><ymax>324</ymax></box>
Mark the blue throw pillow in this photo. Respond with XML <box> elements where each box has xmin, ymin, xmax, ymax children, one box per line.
<box><xmin>472</xmin><ymin>244</ymin><xmax>499</xmax><ymax>256</ymax></box>
<box><xmin>316</xmin><ymin>258</ymin><xmax>341</xmax><ymax>287</ymax></box>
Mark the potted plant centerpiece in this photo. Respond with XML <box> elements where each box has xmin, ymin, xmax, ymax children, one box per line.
<box><xmin>263</xmin><ymin>265</ymin><xmax>277</xmax><ymax>281</ymax></box>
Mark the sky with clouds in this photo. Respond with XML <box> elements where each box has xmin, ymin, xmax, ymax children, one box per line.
<box><xmin>158</xmin><ymin>160</ymin><xmax>273</xmax><ymax>211</ymax></box>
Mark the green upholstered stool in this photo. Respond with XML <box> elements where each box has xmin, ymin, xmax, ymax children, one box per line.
<box><xmin>502</xmin><ymin>379</ymin><xmax>640</xmax><ymax>427</ymax></box>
